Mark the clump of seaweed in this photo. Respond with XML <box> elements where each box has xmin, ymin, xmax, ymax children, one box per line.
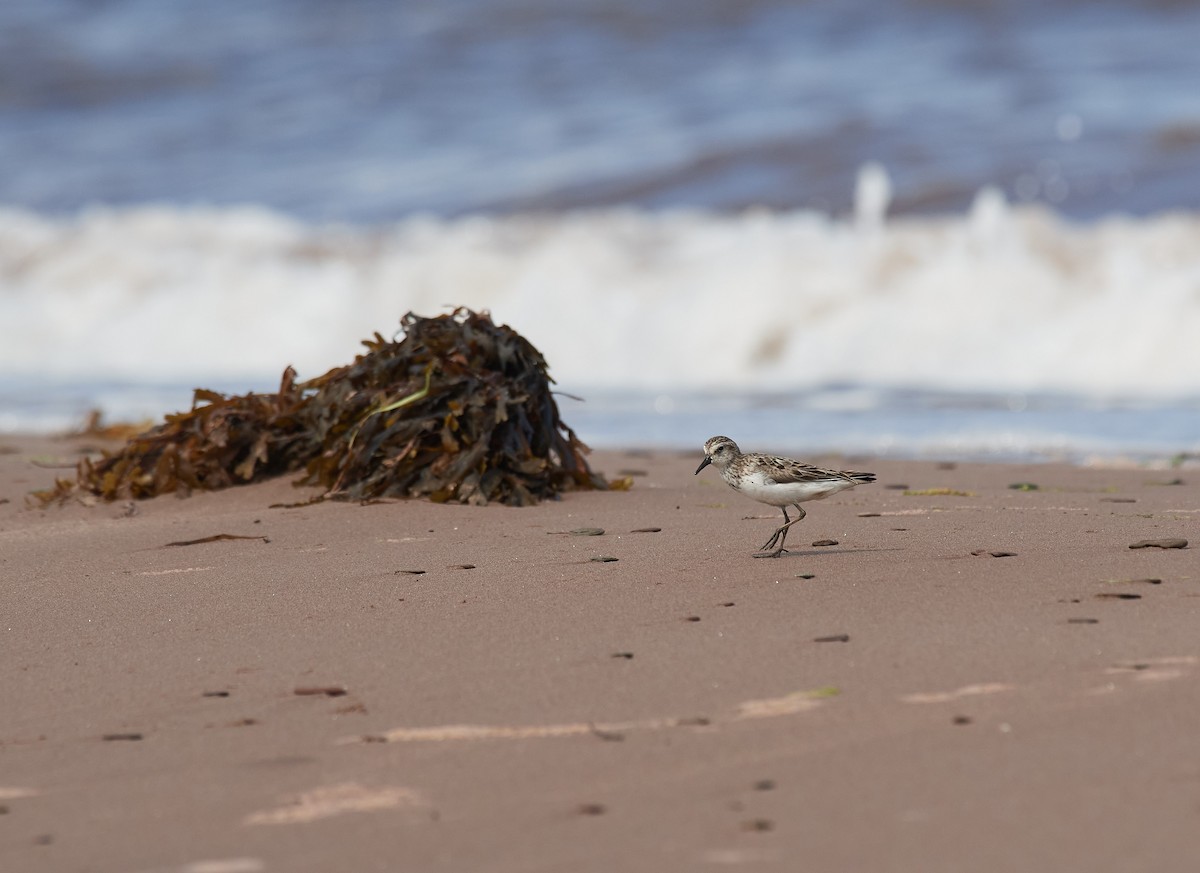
<box><xmin>37</xmin><ymin>309</ymin><xmax>613</xmax><ymax>507</ymax></box>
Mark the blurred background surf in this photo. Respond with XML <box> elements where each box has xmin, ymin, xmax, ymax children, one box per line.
<box><xmin>2</xmin><ymin>0</ymin><xmax>1199</xmax><ymax>460</ymax></box>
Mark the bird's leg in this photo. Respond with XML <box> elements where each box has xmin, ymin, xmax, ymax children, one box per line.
<box><xmin>756</xmin><ymin>507</ymin><xmax>790</xmax><ymax>552</ymax></box>
<box><xmin>773</xmin><ymin>505</ymin><xmax>806</xmax><ymax>551</ymax></box>
<box><xmin>754</xmin><ymin>506</ymin><xmax>806</xmax><ymax>558</ymax></box>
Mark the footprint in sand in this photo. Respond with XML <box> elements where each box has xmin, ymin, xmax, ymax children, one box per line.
<box><xmin>243</xmin><ymin>782</ymin><xmax>425</xmax><ymax>826</ymax></box>
<box><xmin>1085</xmin><ymin>656</ymin><xmax>1197</xmax><ymax>695</ymax></box>
<box><xmin>349</xmin><ymin>687</ymin><xmax>835</xmax><ymax>745</ymax></box>
<box><xmin>1106</xmin><ymin>656</ymin><xmax>1197</xmax><ymax>683</ymax></box>
<box><xmin>166</xmin><ymin>860</ymin><xmax>266</xmax><ymax>873</ymax></box>
<box><xmin>899</xmin><ymin>683</ymin><xmax>1014</xmax><ymax>704</ymax></box>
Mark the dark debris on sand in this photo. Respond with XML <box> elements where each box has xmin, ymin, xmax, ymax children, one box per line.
<box><xmin>37</xmin><ymin>309</ymin><xmax>620</xmax><ymax>507</ymax></box>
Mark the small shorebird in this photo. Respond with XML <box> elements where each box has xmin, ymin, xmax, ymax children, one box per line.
<box><xmin>695</xmin><ymin>435</ymin><xmax>876</xmax><ymax>558</ymax></box>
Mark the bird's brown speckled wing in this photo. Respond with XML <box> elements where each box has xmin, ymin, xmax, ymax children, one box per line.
<box><xmin>742</xmin><ymin>454</ymin><xmax>856</xmax><ymax>484</ymax></box>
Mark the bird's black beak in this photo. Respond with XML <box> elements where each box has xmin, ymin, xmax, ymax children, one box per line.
<box><xmin>694</xmin><ymin>455</ymin><xmax>712</xmax><ymax>475</ymax></box>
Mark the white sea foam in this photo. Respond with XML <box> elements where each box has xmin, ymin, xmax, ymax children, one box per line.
<box><xmin>2</xmin><ymin>181</ymin><xmax>1200</xmax><ymax>406</ymax></box>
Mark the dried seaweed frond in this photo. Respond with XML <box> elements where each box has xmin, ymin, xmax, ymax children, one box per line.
<box><xmin>36</xmin><ymin>309</ymin><xmax>610</xmax><ymax>507</ymax></box>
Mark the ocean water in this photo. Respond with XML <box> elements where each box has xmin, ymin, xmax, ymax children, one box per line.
<box><xmin>2</xmin><ymin>0</ymin><xmax>1200</xmax><ymax>460</ymax></box>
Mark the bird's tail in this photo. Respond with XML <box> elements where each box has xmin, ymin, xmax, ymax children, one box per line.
<box><xmin>848</xmin><ymin>472</ymin><xmax>876</xmax><ymax>484</ymax></box>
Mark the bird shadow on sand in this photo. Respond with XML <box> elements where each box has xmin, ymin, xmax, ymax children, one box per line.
<box><xmin>755</xmin><ymin>546</ymin><xmax>904</xmax><ymax>560</ymax></box>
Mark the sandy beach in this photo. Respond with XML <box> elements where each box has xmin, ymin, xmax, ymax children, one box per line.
<box><xmin>2</xmin><ymin>433</ymin><xmax>1198</xmax><ymax>872</ymax></box>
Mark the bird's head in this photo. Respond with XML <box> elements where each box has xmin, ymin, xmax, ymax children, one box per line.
<box><xmin>695</xmin><ymin>435</ymin><xmax>739</xmax><ymax>474</ymax></box>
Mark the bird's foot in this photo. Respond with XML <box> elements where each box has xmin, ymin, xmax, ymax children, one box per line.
<box><xmin>753</xmin><ymin>548</ymin><xmax>787</xmax><ymax>559</ymax></box>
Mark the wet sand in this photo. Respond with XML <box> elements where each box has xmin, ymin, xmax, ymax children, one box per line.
<box><xmin>2</xmin><ymin>434</ymin><xmax>1198</xmax><ymax>872</ymax></box>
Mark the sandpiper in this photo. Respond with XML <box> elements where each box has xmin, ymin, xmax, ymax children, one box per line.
<box><xmin>695</xmin><ymin>435</ymin><xmax>875</xmax><ymax>558</ymax></box>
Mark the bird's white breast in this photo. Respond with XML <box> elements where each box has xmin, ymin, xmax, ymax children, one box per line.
<box><xmin>724</xmin><ymin>469</ymin><xmax>852</xmax><ymax>507</ymax></box>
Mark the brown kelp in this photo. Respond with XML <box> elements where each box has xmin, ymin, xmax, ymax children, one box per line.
<box><xmin>38</xmin><ymin>309</ymin><xmax>614</xmax><ymax>506</ymax></box>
